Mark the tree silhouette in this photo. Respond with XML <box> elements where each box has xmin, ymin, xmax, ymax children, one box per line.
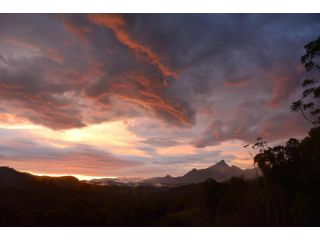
<box><xmin>291</xmin><ymin>36</ymin><xmax>320</xmax><ymax>126</ymax></box>
<box><xmin>240</xmin><ymin>36</ymin><xmax>320</xmax><ymax>226</ymax></box>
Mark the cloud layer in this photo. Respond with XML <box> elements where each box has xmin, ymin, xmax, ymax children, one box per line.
<box><xmin>0</xmin><ymin>14</ymin><xmax>319</xmax><ymax>177</ymax></box>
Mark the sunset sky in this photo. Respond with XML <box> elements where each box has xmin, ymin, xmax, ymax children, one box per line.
<box><xmin>0</xmin><ymin>14</ymin><xmax>319</xmax><ymax>179</ymax></box>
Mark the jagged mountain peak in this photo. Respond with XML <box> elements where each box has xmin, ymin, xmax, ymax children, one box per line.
<box><xmin>216</xmin><ymin>160</ymin><xmax>228</xmax><ymax>166</ymax></box>
<box><xmin>207</xmin><ymin>160</ymin><xmax>229</xmax><ymax>170</ymax></box>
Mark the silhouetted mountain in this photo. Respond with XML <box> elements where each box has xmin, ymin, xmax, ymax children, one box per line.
<box><xmin>0</xmin><ymin>167</ymin><xmax>34</xmax><ymax>187</ymax></box>
<box><xmin>88</xmin><ymin>160</ymin><xmax>258</xmax><ymax>186</ymax></box>
<box><xmin>0</xmin><ymin>166</ymin><xmax>80</xmax><ymax>188</ymax></box>
<box><xmin>143</xmin><ymin>160</ymin><xmax>258</xmax><ymax>186</ymax></box>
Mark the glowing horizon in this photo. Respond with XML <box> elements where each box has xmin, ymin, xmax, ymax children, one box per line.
<box><xmin>27</xmin><ymin>171</ymin><xmax>118</xmax><ymax>181</ymax></box>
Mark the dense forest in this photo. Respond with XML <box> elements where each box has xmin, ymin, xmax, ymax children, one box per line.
<box><xmin>0</xmin><ymin>36</ymin><xmax>319</xmax><ymax>227</ymax></box>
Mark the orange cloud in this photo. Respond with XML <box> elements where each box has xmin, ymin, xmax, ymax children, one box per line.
<box><xmin>4</xmin><ymin>37</ymin><xmax>64</xmax><ymax>63</ymax></box>
<box><xmin>267</xmin><ymin>75</ymin><xmax>291</xmax><ymax>108</ymax></box>
<box><xmin>0</xmin><ymin>113</ymin><xmax>29</xmax><ymax>125</ymax></box>
<box><xmin>89</xmin><ymin>14</ymin><xmax>177</xmax><ymax>84</ymax></box>
<box><xmin>105</xmin><ymin>72</ymin><xmax>193</xmax><ymax>126</ymax></box>
<box><xmin>62</xmin><ymin>19</ymin><xmax>92</xmax><ymax>44</ymax></box>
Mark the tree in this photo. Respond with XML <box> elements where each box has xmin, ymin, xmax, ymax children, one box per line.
<box><xmin>291</xmin><ymin>36</ymin><xmax>320</xmax><ymax>126</ymax></box>
<box><xmin>253</xmin><ymin>138</ymin><xmax>301</xmax><ymax>181</ymax></box>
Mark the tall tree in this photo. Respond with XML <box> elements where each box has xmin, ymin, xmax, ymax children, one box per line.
<box><xmin>291</xmin><ymin>36</ymin><xmax>320</xmax><ymax>126</ymax></box>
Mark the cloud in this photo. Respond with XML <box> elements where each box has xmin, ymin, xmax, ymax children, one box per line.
<box><xmin>1</xmin><ymin>14</ymin><xmax>317</xmax><ymax>132</ymax></box>
<box><xmin>0</xmin><ymin>133</ymin><xmax>142</xmax><ymax>176</ymax></box>
<box><xmin>87</xmin><ymin>14</ymin><xmax>195</xmax><ymax>127</ymax></box>
<box><xmin>266</xmin><ymin>68</ymin><xmax>301</xmax><ymax>108</ymax></box>
<box><xmin>141</xmin><ymin>137</ymin><xmax>182</xmax><ymax>147</ymax></box>
<box><xmin>224</xmin><ymin>75</ymin><xmax>251</xmax><ymax>87</ymax></box>
<box><xmin>89</xmin><ymin>14</ymin><xmax>177</xmax><ymax>80</ymax></box>
<box><xmin>60</xmin><ymin>15</ymin><xmax>92</xmax><ymax>44</ymax></box>
<box><xmin>87</xmin><ymin>71</ymin><xmax>195</xmax><ymax>126</ymax></box>
<box><xmin>0</xmin><ymin>14</ymin><xmax>196</xmax><ymax>130</ymax></box>
<box><xmin>1</xmin><ymin>14</ymin><xmax>320</xmax><ymax>175</ymax></box>
<box><xmin>193</xmin><ymin>110</ymin><xmax>311</xmax><ymax>148</ymax></box>
<box><xmin>0</xmin><ymin>60</ymin><xmax>86</xmax><ymax>130</ymax></box>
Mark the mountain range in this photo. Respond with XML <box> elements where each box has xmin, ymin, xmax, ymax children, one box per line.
<box><xmin>0</xmin><ymin>160</ymin><xmax>259</xmax><ymax>188</ymax></box>
<box><xmin>88</xmin><ymin>160</ymin><xmax>259</xmax><ymax>186</ymax></box>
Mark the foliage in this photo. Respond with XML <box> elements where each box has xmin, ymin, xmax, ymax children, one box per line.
<box><xmin>291</xmin><ymin>36</ymin><xmax>320</xmax><ymax>126</ymax></box>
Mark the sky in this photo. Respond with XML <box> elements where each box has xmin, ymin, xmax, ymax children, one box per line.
<box><xmin>0</xmin><ymin>14</ymin><xmax>319</xmax><ymax>179</ymax></box>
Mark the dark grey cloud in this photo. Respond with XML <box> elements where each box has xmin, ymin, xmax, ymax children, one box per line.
<box><xmin>141</xmin><ymin>137</ymin><xmax>182</xmax><ymax>147</ymax></box>
<box><xmin>0</xmin><ymin>57</ymin><xmax>86</xmax><ymax>129</ymax></box>
<box><xmin>1</xmin><ymin>13</ymin><xmax>319</xmax><ymax>147</ymax></box>
<box><xmin>193</xmin><ymin>110</ymin><xmax>312</xmax><ymax>148</ymax></box>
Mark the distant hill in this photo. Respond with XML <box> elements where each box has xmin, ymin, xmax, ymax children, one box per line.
<box><xmin>88</xmin><ymin>160</ymin><xmax>259</xmax><ymax>186</ymax></box>
<box><xmin>0</xmin><ymin>166</ymin><xmax>80</xmax><ymax>188</ymax></box>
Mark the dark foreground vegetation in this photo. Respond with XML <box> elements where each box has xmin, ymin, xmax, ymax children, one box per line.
<box><xmin>0</xmin><ymin>127</ymin><xmax>319</xmax><ymax>226</ymax></box>
<box><xmin>0</xmin><ymin>167</ymin><xmax>269</xmax><ymax>226</ymax></box>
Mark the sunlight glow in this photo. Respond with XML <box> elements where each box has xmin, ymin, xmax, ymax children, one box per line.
<box><xmin>156</xmin><ymin>145</ymin><xmax>197</xmax><ymax>156</ymax></box>
<box><xmin>29</xmin><ymin>172</ymin><xmax>118</xmax><ymax>181</ymax></box>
